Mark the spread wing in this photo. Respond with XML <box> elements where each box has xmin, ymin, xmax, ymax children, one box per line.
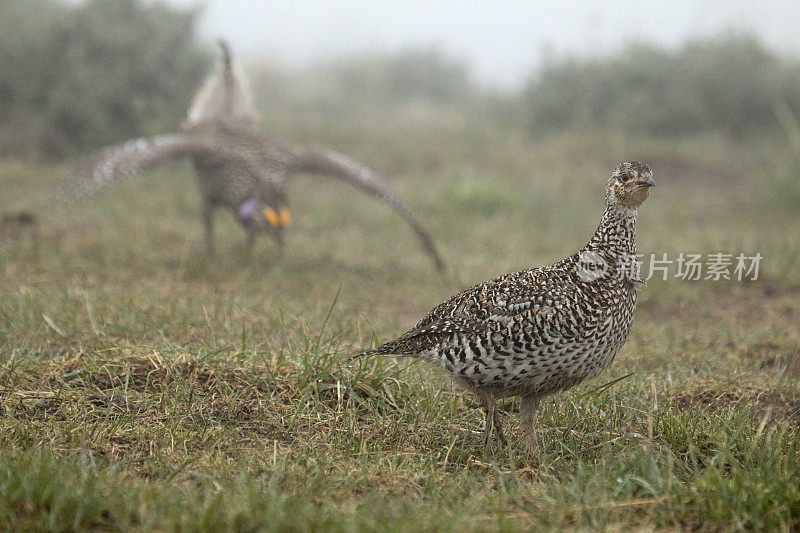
<box><xmin>64</xmin><ymin>134</ymin><xmax>211</xmax><ymax>202</ymax></box>
<box><xmin>287</xmin><ymin>145</ymin><xmax>445</xmax><ymax>271</ymax></box>
<box><xmin>63</xmin><ymin>131</ymin><xmax>283</xmax><ymax>204</ymax></box>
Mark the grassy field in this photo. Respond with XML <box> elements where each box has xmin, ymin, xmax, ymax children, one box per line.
<box><xmin>1</xmin><ymin>120</ymin><xmax>800</xmax><ymax>530</ymax></box>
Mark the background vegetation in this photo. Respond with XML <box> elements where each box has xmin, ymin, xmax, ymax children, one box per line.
<box><xmin>524</xmin><ymin>35</ymin><xmax>800</xmax><ymax>138</ymax></box>
<box><xmin>1</xmin><ymin>0</ymin><xmax>799</xmax><ymax>530</ymax></box>
<box><xmin>0</xmin><ymin>0</ymin><xmax>208</xmax><ymax>156</ymax></box>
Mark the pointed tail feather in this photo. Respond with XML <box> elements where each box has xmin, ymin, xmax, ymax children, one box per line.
<box><xmin>217</xmin><ymin>38</ymin><xmax>232</xmax><ymax>76</ymax></box>
<box><xmin>185</xmin><ymin>40</ymin><xmax>257</xmax><ymax>127</ymax></box>
<box><xmin>349</xmin><ymin>343</ymin><xmax>398</xmax><ymax>362</ymax></box>
<box><xmin>288</xmin><ymin>146</ymin><xmax>445</xmax><ymax>271</ymax></box>
<box><xmin>349</xmin><ymin>347</ymin><xmax>381</xmax><ymax>362</ymax></box>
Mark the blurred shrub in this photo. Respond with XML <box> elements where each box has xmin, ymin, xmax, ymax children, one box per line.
<box><xmin>0</xmin><ymin>0</ymin><xmax>209</xmax><ymax>157</ymax></box>
<box><xmin>523</xmin><ymin>34</ymin><xmax>800</xmax><ymax>138</ymax></box>
<box><xmin>250</xmin><ymin>48</ymin><xmax>481</xmax><ymax>128</ymax></box>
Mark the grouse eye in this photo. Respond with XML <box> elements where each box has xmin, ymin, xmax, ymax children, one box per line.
<box><xmin>619</xmin><ymin>173</ymin><xmax>630</xmax><ymax>183</ymax></box>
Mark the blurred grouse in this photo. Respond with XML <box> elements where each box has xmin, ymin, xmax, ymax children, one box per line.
<box><xmin>357</xmin><ymin>162</ymin><xmax>654</xmax><ymax>451</ymax></box>
<box><xmin>67</xmin><ymin>41</ymin><xmax>444</xmax><ymax>269</ymax></box>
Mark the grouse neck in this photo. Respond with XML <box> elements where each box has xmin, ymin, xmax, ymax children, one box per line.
<box><xmin>584</xmin><ymin>203</ymin><xmax>638</xmax><ymax>259</ymax></box>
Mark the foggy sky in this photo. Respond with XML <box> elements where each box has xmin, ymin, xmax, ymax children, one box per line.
<box><xmin>167</xmin><ymin>0</ymin><xmax>800</xmax><ymax>89</ymax></box>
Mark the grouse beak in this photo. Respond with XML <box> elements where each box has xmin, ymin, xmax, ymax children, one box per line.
<box><xmin>643</xmin><ymin>177</ymin><xmax>656</xmax><ymax>187</ymax></box>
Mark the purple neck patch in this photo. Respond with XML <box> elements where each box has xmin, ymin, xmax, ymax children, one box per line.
<box><xmin>237</xmin><ymin>198</ymin><xmax>258</xmax><ymax>225</ymax></box>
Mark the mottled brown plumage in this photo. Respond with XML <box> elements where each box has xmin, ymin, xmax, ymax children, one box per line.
<box><xmin>357</xmin><ymin>162</ymin><xmax>655</xmax><ymax>451</ymax></box>
<box><xmin>66</xmin><ymin>41</ymin><xmax>444</xmax><ymax>269</ymax></box>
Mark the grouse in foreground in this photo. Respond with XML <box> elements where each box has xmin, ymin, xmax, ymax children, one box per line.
<box><xmin>356</xmin><ymin>162</ymin><xmax>654</xmax><ymax>451</ymax></box>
